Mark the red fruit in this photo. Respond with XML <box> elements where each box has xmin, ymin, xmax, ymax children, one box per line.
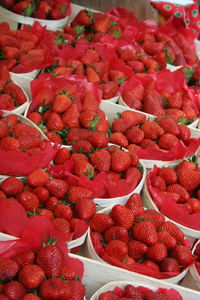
<box><xmin>151</xmin><ymin>176</ymin><xmax>166</xmax><ymax>191</ymax></box>
<box><xmin>125</xmin><ymin>193</ymin><xmax>144</xmax><ymax>216</ymax></box>
<box><xmin>12</xmin><ymin>123</ymin><xmax>40</xmax><ymax>138</ymax></box>
<box><xmin>68</xmin><ymin>280</ymin><xmax>86</xmax><ymax>300</ymax></box>
<box><xmin>45</xmin><ymin>179</ymin><xmax>68</xmax><ymax>199</ymax></box>
<box><xmin>0</xmin><ymin>136</ymin><xmax>20</xmax><ymax>151</ymax></box>
<box><xmin>45</xmin><ymin>196</ymin><xmax>59</xmax><ymax>211</ymax></box>
<box><xmin>121</xmin><ymin>110</ymin><xmax>146</xmax><ymax>126</ymax></box>
<box><xmin>51</xmin><ymin>218</ymin><xmax>71</xmax><ymax>234</ymax></box>
<box><xmin>112</xmin><ymin>118</ymin><xmax>134</xmax><ymax>134</ymax></box>
<box><xmin>161</xmin><ymin>222</ymin><xmax>184</xmax><ymax>242</ymax></box>
<box><xmin>0</xmin><ymin>120</ymin><xmax>8</xmax><ymax>138</ymax></box>
<box><xmin>135</xmin><ymin>209</ymin><xmax>165</xmax><ymax>229</ymax></box>
<box><xmin>1</xmin><ymin>114</ymin><xmax>17</xmax><ymax>127</ymax></box>
<box><xmin>37</xmin><ymin>208</ymin><xmax>54</xmax><ymax>220</ymax></box>
<box><xmin>141</xmin><ymin>121</ymin><xmax>164</xmax><ymax>140</ymax></box>
<box><xmin>159</xmin><ymin>167</ymin><xmax>178</xmax><ymax>185</ymax></box>
<box><xmin>124</xmin><ymin>166</ymin><xmax>142</xmax><ymax>187</ymax></box>
<box><xmin>68</xmin><ymin>186</ymin><xmax>94</xmax><ymax>204</ymax></box>
<box><xmin>28</xmin><ymin>112</ymin><xmax>42</xmax><ymax>125</ymax></box>
<box><xmin>54</xmin><ymin>148</ymin><xmax>70</xmax><ymax>165</ymax></box>
<box><xmin>90</xmin><ymin>213</ymin><xmax>114</xmax><ymax>233</ymax></box>
<box><xmin>159</xmin><ymin>118</ymin><xmax>180</xmax><ymax>136</ymax></box>
<box><xmin>167</xmin><ymin>91</ymin><xmax>183</xmax><ymax>109</ymax></box>
<box><xmin>129</xmin><ymin>152</ymin><xmax>139</xmax><ymax>167</ymax></box>
<box><xmin>73</xmin><ymin>159</ymin><xmax>94</xmax><ymax>178</ymax></box>
<box><xmin>157</xmin><ymin>230</ymin><xmax>177</xmax><ymax>249</ymax></box>
<box><xmin>4</xmin><ymin>281</ymin><xmax>26</xmax><ymax>300</ymax></box>
<box><xmin>39</xmin><ymin>277</ymin><xmax>71</xmax><ymax>300</ymax></box>
<box><xmin>1</xmin><ymin>177</ymin><xmax>24</xmax><ymax>196</ymax></box>
<box><xmin>88</xmin><ymin>131</ymin><xmax>108</xmax><ymax>148</ymax></box>
<box><xmin>128</xmin><ymin>240</ymin><xmax>148</xmax><ymax>260</ymax></box>
<box><xmin>124</xmin><ymin>285</ymin><xmax>143</xmax><ymax>299</ymax></box>
<box><xmin>33</xmin><ymin>187</ymin><xmax>49</xmax><ymax>205</ymax></box>
<box><xmin>160</xmin><ymin>257</ymin><xmax>180</xmax><ymax>273</ymax></box>
<box><xmin>0</xmin><ymin>191</ymin><xmax>6</xmax><ymax>200</ymax></box>
<box><xmin>170</xmin><ymin>245</ymin><xmax>194</xmax><ymax>266</ymax></box>
<box><xmin>4</xmin><ymin>83</ymin><xmax>26</xmax><ymax>105</ymax></box>
<box><xmin>104</xmin><ymin>226</ymin><xmax>129</xmax><ymax>244</ymax></box>
<box><xmin>111</xmin><ymin>205</ymin><xmax>134</xmax><ymax>230</ymax></box>
<box><xmin>158</xmin><ymin>133</ymin><xmax>179</xmax><ymax>150</ymax></box>
<box><xmin>100</xmin><ymin>81</ymin><xmax>118</xmax><ymax>99</ymax></box>
<box><xmin>17</xmin><ymin>191</ymin><xmax>39</xmax><ymax>212</ymax></box>
<box><xmin>143</xmin><ymin>94</ymin><xmax>165</xmax><ymax>116</ymax></box>
<box><xmin>128</xmin><ymin>60</ymin><xmax>145</xmax><ymax>73</ymax></box>
<box><xmin>188</xmin><ymin>198</ymin><xmax>200</xmax><ymax>213</ymax></box>
<box><xmin>109</xmin><ymin>132</ymin><xmax>128</xmax><ymax>148</ymax></box>
<box><xmin>104</xmin><ymin>240</ymin><xmax>128</xmax><ymax>261</ymax></box>
<box><xmin>21</xmin><ymin>294</ymin><xmax>41</xmax><ymax>300</ymax></box>
<box><xmin>125</xmin><ymin>127</ymin><xmax>144</xmax><ymax>145</ymax></box>
<box><xmin>86</xmin><ymin>67</ymin><xmax>100</xmax><ymax>82</ymax></box>
<box><xmin>72</xmin><ymin>140</ymin><xmax>93</xmax><ymax>154</ymax></box>
<box><xmin>0</xmin><ymin>257</ymin><xmax>19</xmax><ymax>280</ymax></box>
<box><xmin>27</xmin><ymin>168</ymin><xmax>49</xmax><ymax>187</ymax></box>
<box><xmin>147</xmin><ymin>242</ymin><xmax>167</xmax><ymax>262</ymax></box>
<box><xmin>111</xmin><ymin>150</ymin><xmax>131</xmax><ymax>172</ymax></box>
<box><xmin>176</xmin><ymin>160</ymin><xmax>196</xmax><ymax>176</ymax></box>
<box><xmin>52</xmin><ymin>94</ymin><xmax>72</xmax><ymax>113</ymax></box>
<box><xmin>132</xmin><ymin>221</ymin><xmax>158</xmax><ymax>245</ymax></box>
<box><xmin>80</xmin><ymin>48</ymin><xmax>100</xmax><ymax>65</ymax></box>
<box><xmin>12</xmin><ymin>250</ymin><xmax>35</xmax><ymax>268</ymax></box>
<box><xmin>54</xmin><ymin>204</ymin><xmax>72</xmax><ymax>221</ymax></box>
<box><xmin>19</xmin><ymin>264</ymin><xmax>45</xmax><ymax>289</ymax></box>
<box><xmin>90</xmin><ymin>149</ymin><xmax>111</xmax><ymax>173</ymax></box>
<box><xmin>178</xmin><ymin>124</ymin><xmax>191</xmax><ymax>143</ymax></box>
<box><xmin>46</xmin><ymin>112</ymin><xmax>64</xmax><ymax>131</ymax></box>
<box><xmin>167</xmin><ymin>184</ymin><xmax>189</xmax><ymax>202</ymax></box>
<box><xmin>141</xmin><ymin>260</ymin><xmax>160</xmax><ymax>272</ymax></box>
<box><xmin>178</xmin><ymin>168</ymin><xmax>200</xmax><ymax>191</ymax></box>
<box><xmin>75</xmin><ymin>198</ymin><xmax>96</xmax><ymax>220</ymax></box>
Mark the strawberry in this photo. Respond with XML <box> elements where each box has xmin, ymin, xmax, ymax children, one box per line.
<box><xmin>90</xmin><ymin>213</ymin><xmax>114</xmax><ymax>233</ymax></box>
<box><xmin>166</xmin><ymin>91</ymin><xmax>183</xmax><ymax>109</ymax></box>
<box><xmin>45</xmin><ymin>179</ymin><xmax>68</xmax><ymax>199</ymax></box>
<box><xmin>161</xmin><ymin>222</ymin><xmax>184</xmax><ymax>242</ymax></box>
<box><xmin>86</xmin><ymin>67</ymin><xmax>100</xmax><ymax>82</ymax></box>
<box><xmin>4</xmin><ymin>281</ymin><xmax>26</xmax><ymax>300</ymax></box>
<box><xmin>141</xmin><ymin>260</ymin><xmax>160</xmax><ymax>273</ymax></box>
<box><xmin>4</xmin><ymin>83</ymin><xmax>26</xmax><ymax>105</ymax></box>
<box><xmin>37</xmin><ymin>208</ymin><xmax>54</xmax><ymax>220</ymax></box>
<box><xmin>104</xmin><ymin>226</ymin><xmax>129</xmax><ymax>244</ymax></box>
<box><xmin>157</xmin><ymin>230</ymin><xmax>177</xmax><ymax>249</ymax></box>
<box><xmin>1</xmin><ymin>177</ymin><xmax>24</xmax><ymax>196</ymax></box>
<box><xmin>67</xmin><ymin>186</ymin><xmax>94</xmax><ymax>204</ymax></box>
<box><xmin>0</xmin><ymin>136</ymin><xmax>20</xmax><ymax>151</ymax></box>
<box><xmin>125</xmin><ymin>127</ymin><xmax>144</xmax><ymax>144</ymax></box>
<box><xmin>33</xmin><ymin>187</ymin><xmax>49</xmax><ymax>205</ymax></box>
<box><xmin>19</xmin><ymin>264</ymin><xmax>45</xmax><ymax>289</ymax></box>
<box><xmin>12</xmin><ymin>250</ymin><xmax>35</xmax><ymax>268</ymax></box>
<box><xmin>0</xmin><ymin>191</ymin><xmax>6</xmax><ymax>200</ymax></box>
<box><xmin>128</xmin><ymin>60</ymin><xmax>145</xmax><ymax>73</ymax></box>
<box><xmin>111</xmin><ymin>150</ymin><xmax>131</xmax><ymax>172</ymax></box>
<box><xmin>67</xmin><ymin>128</ymin><xmax>91</xmax><ymax>144</ymax></box>
<box><xmin>124</xmin><ymin>167</ymin><xmax>142</xmax><ymax>187</ymax></box>
<box><xmin>111</xmin><ymin>205</ymin><xmax>134</xmax><ymax>229</ymax></box>
<box><xmin>22</xmin><ymin>294</ymin><xmax>41</xmax><ymax>300</ymax></box>
<box><xmin>52</xmin><ymin>94</ymin><xmax>72</xmax><ymax>114</ymax></box>
<box><xmin>129</xmin><ymin>152</ymin><xmax>139</xmax><ymax>167</ymax></box>
<box><xmin>27</xmin><ymin>168</ymin><xmax>49</xmax><ymax>187</ymax></box>
<box><xmin>128</xmin><ymin>240</ymin><xmax>148</xmax><ymax>260</ymax></box>
<box><xmin>75</xmin><ymin>197</ymin><xmax>96</xmax><ymax>220</ymax></box>
<box><xmin>133</xmin><ymin>221</ymin><xmax>158</xmax><ymax>245</ymax></box>
<box><xmin>90</xmin><ymin>149</ymin><xmax>111</xmax><ymax>173</ymax></box>
<box><xmin>141</xmin><ymin>121</ymin><xmax>164</xmax><ymax>140</ymax></box>
<box><xmin>46</xmin><ymin>112</ymin><xmax>64</xmax><ymax>131</ymax></box>
<box><xmin>93</xmin><ymin>15</ymin><xmax>110</xmax><ymax>32</ymax></box>
<box><xmin>0</xmin><ymin>121</ymin><xmax>8</xmax><ymax>138</ymax></box>
<box><xmin>123</xmin><ymin>92</ymin><xmax>143</xmax><ymax>110</ymax></box>
<box><xmin>35</xmin><ymin>88</ymin><xmax>54</xmax><ymax>107</ymax></box>
<box><xmin>143</xmin><ymin>94</ymin><xmax>165</xmax><ymax>116</ymax></box>
<box><xmin>81</xmin><ymin>49</ymin><xmax>100</xmax><ymax>65</ymax></box>
<box><xmin>100</xmin><ymin>81</ymin><xmax>118</xmax><ymax>99</ymax></box>
<box><xmin>18</xmin><ymin>136</ymin><xmax>41</xmax><ymax>150</ymax></box>
<box><xmin>176</xmin><ymin>160</ymin><xmax>196</xmax><ymax>176</ymax></box>
<box><xmin>53</xmin><ymin>148</ymin><xmax>70</xmax><ymax>165</ymax></box>
<box><xmin>135</xmin><ymin>209</ymin><xmax>165</xmax><ymax>229</ymax></box>
<box><xmin>158</xmin><ymin>133</ymin><xmax>179</xmax><ymax>150</ymax></box>
<box><xmin>0</xmin><ymin>93</ymin><xmax>14</xmax><ymax>110</ymax></box>
<box><xmin>46</xmin><ymin>132</ymin><xmax>62</xmax><ymax>145</ymax></box>
<box><xmin>28</xmin><ymin>112</ymin><xmax>42</xmax><ymax>125</ymax></box>
<box><xmin>54</xmin><ymin>204</ymin><xmax>72</xmax><ymax>221</ymax></box>
<box><xmin>51</xmin><ymin>217</ymin><xmax>71</xmax><ymax>234</ymax></box>
<box><xmin>79</xmin><ymin>110</ymin><xmax>98</xmax><ymax>129</ymax></box>
<box><xmin>13</xmin><ymin>123</ymin><xmax>40</xmax><ymax>138</ymax></box>
<box><xmin>188</xmin><ymin>198</ymin><xmax>200</xmax><ymax>213</ymax></box>
<box><xmin>140</xmin><ymin>139</ymin><xmax>159</xmax><ymax>149</ymax></box>
<box><xmin>17</xmin><ymin>191</ymin><xmax>39</xmax><ymax>212</ymax></box>
<box><xmin>109</xmin><ymin>132</ymin><xmax>129</xmax><ymax>148</ymax></box>
<box><xmin>0</xmin><ymin>65</ymin><xmax>10</xmax><ymax>80</ymax></box>
<box><xmin>68</xmin><ymin>280</ymin><xmax>86</xmax><ymax>300</ymax></box>
<box><xmin>151</xmin><ymin>176</ymin><xmax>166</xmax><ymax>191</ymax></box>
<box><xmin>160</xmin><ymin>257</ymin><xmax>180</xmax><ymax>273</ymax></box>
<box><xmin>81</xmin><ymin>92</ymin><xmax>99</xmax><ymax>112</ymax></box>
<box><xmin>124</xmin><ymin>285</ymin><xmax>144</xmax><ymax>299</ymax></box>
<box><xmin>73</xmin><ymin>159</ymin><xmax>94</xmax><ymax>178</ymax></box>
<box><xmin>159</xmin><ymin>167</ymin><xmax>177</xmax><ymax>185</ymax></box>
<box><xmin>147</xmin><ymin>242</ymin><xmax>167</xmax><ymax>262</ymax></box>
<box><xmin>178</xmin><ymin>124</ymin><xmax>191</xmax><ymax>143</ymax></box>
<box><xmin>170</xmin><ymin>245</ymin><xmax>194</xmax><ymax>266</ymax></box>
<box><xmin>0</xmin><ymin>257</ymin><xmax>19</xmax><ymax>280</ymax></box>
<box><xmin>125</xmin><ymin>193</ymin><xmax>144</xmax><ymax>216</ymax></box>
<box><xmin>88</xmin><ymin>131</ymin><xmax>108</xmax><ymax>148</ymax></box>
<box><xmin>104</xmin><ymin>240</ymin><xmax>128</xmax><ymax>261</ymax></box>
<box><xmin>112</xmin><ymin>118</ymin><xmax>133</xmax><ymax>134</ymax></box>
<box><xmin>167</xmin><ymin>184</ymin><xmax>189</xmax><ymax>202</ymax></box>
<box><xmin>159</xmin><ymin>118</ymin><xmax>180</xmax><ymax>136</ymax></box>
<box><xmin>39</xmin><ymin>277</ymin><xmax>71</xmax><ymax>300</ymax></box>
<box><xmin>178</xmin><ymin>168</ymin><xmax>200</xmax><ymax>191</ymax></box>
<box><xmin>1</xmin><ymin>114</ymin><xmax>17</xmax><ymax>127</ymax></box>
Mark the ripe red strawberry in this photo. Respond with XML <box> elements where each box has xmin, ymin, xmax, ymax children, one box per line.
<box><xmin>151</xmin><ymin>176</ymin><xmax>166</xmax><ymax>191</ymax></box>
<box><xmin>27</xmin><ymin>168</ymin><xmax>49</xmax><ymax>187</ymax></box>
<box><xmin>68</xmin><ymin>280</ymin><xmax>86</xmax><ymax>300</ymax></box>
<box><xmin>128</xmin><ymin>240</ymin><xmax>148</xmax><ymax>260</ymax></box>
<box><xmin>0</xmin><ymin>93</ymin><xmax>14</xmax><ymax>110</ymax></box>
<box><xmin>100</xmin><ymin>81</ymin><xmax>118</xmax><ymax>99</ymax></box>
<box><xmin>0</xmin><ymin>136</ymin><xmax>20</xmax><ymax>151</ymax></box>
<box><xmin>140</xmin><ymin>139</ymin><xmax>159</xmax><ymax>149</ymax></box>
<box><xmin>157</xmin><ymin>230</ymin><xmax>177</xmax><ymax>249</ymax></box>
<box><xmin>86</xmin><ymin>67</ymin><xmax>100</xmax><ymax>82</ymax></box>
<box><xmin>88</xmin><ymin>131</ymin><xmax>108</xmax><ymax>148</ymax></box>
<box><xmin>33</xmin><ymin>187</ymin><xmax>49</xmax><ymax>205</ymax></box>
<box><xmin>4</xmin><ymin>83</ymin><xmax>26</xmax><ymax>104</ymax></box>
<box><xmin>121</xmin><ymin>110</ymin><xmax>146</xmax><ymax>126</ymax></box>
<box><xmin>125</xmin><ymin>127</ymin><xmax>145</xmax><ymax>145</ymax></box>
<box><xmin>18</xmin><ymin>136</ymin><xmax>41</xmax><ymax>150</ymax></box>
<box><xmin>124</xmin><ymin>285</ymin><xmax>144</xmax><ymax>299</ymax></box>
<box><xmin>21</xmin><ymin>294</ymin><xmax>42</xmax><ymax>300</ymax></box>
<box><xmin>73</xmin><ymin>159</ymin><xmax>94</xmax><ymax>178</ymax></box>
<box><xmin>1</xmin><ymin>114</ymin><xmax>17</xmax><ymax>127</ymax></box>
<box><xmin>104</xmin><ymin>240</ymin><xmax>128</xmax><ymax>261</ymax></box>
<box><xmin>133</xmin><ymin>221</ymin><xmax>158</xmax><ymax>245</ymax></box>
<box><xmin>75</xmin><ymin>198</ymin><xmax>96</xmax><ymax>220</ymax></box>
<box><xmin>129</xmin><ymin>152</ymin><xmax>139</xmax><ymax>167</ymax></box>
<box><xmin>39</xmin><ymin>277</ymin><xmax>71</xmax><ymax>300</ymax></box>
<box><xmin>135</xmin><ymin>209</ymin><xmax>165</xmax><ymax>229</ymax></box>
<box><xmin>12</xmin><ymin>250</ymin><xmax>35</xmax><ymax>268</ymax></box>
<box><xmin>147</xmin><ymin>242</ymin><xmax>167</xmax><ymax>262</ymax></box>
<box><xmin>170</xmin><ymin>245</ymin><xmax>194</xmax><ymax>266</ymax></box>
<box><xmin>125</xmin><ymin>193</ymin><xmax>144</xmax><ymax>216</ymax></box>
<box><xmin>141</xmin><ymin>260</ymin><xmax>160</xmax><ymax>273</ymax></box>
<box><xmin>80</xmin><ymin>48</ymin><xmax>100</xmax><ymax>65</ymax></box>
<box><xmin>53</xmin><ymin>148</ymin><xmax>70</xmax><ymax>165</ymax></box>
<box><xmin>52</xmin><ymin>94</ymin><xmax>72</xmax><ymax>113</ymax></box>
<box><xmin>36</xmin><ymin>244</ymin><xmax>64</xmax><ymax>278</ymax></box>
<box><xmin>161</xmin><ymin>222</ymin><xmax>184</xmax><ymax>242</ymax></box>
<box><xmin>178</xmin><ymin>124</ymin><xmax>191</xmax><ymax>143</ymax></box>
<box><xmin>104</xmin><ymin>226</ymin><xmax>129</xmax><ymax>244</ymax></box>
<box><xmin>17</xmin><ymin>191</ymin><xmax>39</xmax><ymax>212</ymax></box>
<box><xmin>37</xmin><ymin>208</ymin><xmax>54</xmax><ymax>220</ymax></box>
<box><xmin>0</xmin><ymin>120</ymin><xmax>8</xmax><ymax>138</ymax></box>
<box><xmin>90</xmin><ymin>149</ymin><xmax>111</xmax><ymax>173</ymax></box>
<box><xmin>1</xmin><ymin>177</ymin><xmax>24</xmax><ymax>196</ymax></box>
<box><xmin>44</xmin><ymin>196</ymin><xmax>59</xmax><ymax>212</ymax></box>
<box><xmin>167</xmin><ymin>184</ymin><xmax>189</xmax><ymax>202</ymax></box>
<box><xmin>68</xmin><ymin>186</ymin><xmax>94</xmax><ymax>204</ymax></box>
<box><xmin>96</xmin><ymin>119</ymin><xmax>109</xmax><ymax>133</ymax></box>
<box><xmin>158</xmin><ymin>133</ymin><xmax>179</xmax><ymax>150</ymax></box>
<box><xmin>167</xmin><ymin>91</ymin><xmax>183</xmax><ymax>109</ymax></box>
<box><xmin>62</xmin><ymin>266</ymin><xmax>77</xmax><ymax>281</ymax></box>
<box><xmin>159</xmin><ymin>118</ymin><xmax>180</xmax><ymax>136</ymax></box>
<box><xmin>111</xmin><ymin>205</ymin><xmax>134</xmax><ymax>229</ymax></box>
<box><xmin>160</xmin><ymin>257</ymin><xmax>180</xmax><ymax>273</ymax></box>
<box><xmin>72</xmin><ymin>140</ymin><xmax>93</xmax><ymax>154</ymax></box>
<box><xmin>46</xmin><ymin>112</ymin><xmax>64</xmax><ymax>132</ymax></box>
<box><xmin>141</xmin><ymin>121</ymin><xmax>164</xmax><ymax>140</ymax></box>
<box><xmin>176</xmin><ymin>160</ymin><xmax>196</xmax><ymax>176</ymax></box>
<box><xmin>112</xmin><ymin>118</ymin><xmax>134</xmax><ymax>134</ymax></box>
<box><xmin>67</xmin><ymin>128</ymin><xmax>92</xmax><ymax>145</ymax></box>
<box><xmin>0</xmin><ymin>191</ymin><xmax>6</xmax><ymax>200</ymax></box>
<box><xmin>54</xmin><ymin>204</ymin><xmax>72</xmax><ymax>221</ymax></box>
<box><xmin>0</xmin><ymin>257</ymin><xmax>19</xmax><ymax>280</ymax></box>
<box><xmin>28</xmin><ymin>112</ymin><xmax>42</xmax><ymax>125</ymax></box>
<box><xmin>46</xmin><ymin>132</ymin><xmax>62</xmax><ymax>144</ymax></box>
<box><xmin>188</xmin><ymin>198</ymin><xmax>200</xmax><ymax>213</ymax></box>
<box><xmin>13</xmin><ymin>123</ymin><xmax>40</xmax><ymax>138</ymax></box>
<box><xmin>111</xmin><ymin>150</ymin><xmax>131</xmax><ymax>172</ymax></box>
<box><xmin>109</xmin><ymin>132</ymin><xmax>128</xmax><ymax>148</ymax></box>
<box><xmin>178</xmin><ymin>168</ymin><xmax>200</xmax><ymax>191</ymax></box>
<box><xmin>159</xmin><ymin>167</ymin><xmax>177</xmax><ymax>185</ymax></box>
<box><xmin>19</xmin><ymin>264</ymin><xmax>45</xmax><ymax>289</ymax></box>
<box><xmin>4</xmin><ymin>281</ymin><xmax>26</xmax><ymax>299</ymax></box>
<box><xmin>90</xmin><ymin>213</ymin><xmax>114</xmax><ymax>233</ymax></box>
<box><xmin>124</xmin><ymin>166</ymin><xmax>142</xmax><ymax>187</ymax></box>
<box><xmin>51</xmin><ymin>217</ymin><xmax>71</xmax><ymax>234</ymax></box>
<box><xmin>45</xmin><ymin>179</ymin><xmax>68</xmax><ymax>199</ymax></box>
<box><xmin>143</xmin><ymin>94</ymin><xmax>165</xmax><ymax>116</ymax></box>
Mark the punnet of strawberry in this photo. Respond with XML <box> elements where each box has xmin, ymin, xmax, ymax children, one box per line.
<box><xmin>89</xmin><ymin>193</ymin><xmax>196</xmax><ymax>279</ymax></box>
<box><xmin>0</xmin><ymin>0</ymin><xmax>71</xmax><ymax>20</ymax></box>
<box><xmin>0</xmin><ymin>66</ymin><xmax>27</xmax><ymax>111</ymax></box>
<box><xmin>108</xmin><ymin>109</ymin><xmax>200</xmax><ymax>161</ymax></box>
<box><xmin>146</xmin><ymin>157</ymin><xmax>200</xmax><ymax>231</ymax></box>
<box><xmin>50</xmin><ymin>143</ymin><xmax>144</xmax><ymax>199</ymax></box>
<box><xmin>0</xmin><ymin>112</ymin><xmax>58</xmax><ymax>176</ymax></box>
<box><xmin>0</xmin><ymin>168</ymin><xmax>95</xmax><ymax>243</ymax></box>
<box><xmin>95</xmin><ymin>283</ymin><xmax>183</xmax><ymax>300</ymax></box>
<box><xmin>0</xmin><ymin>226</ymin><xmax>85</xmax><ymax>300</ymax></box>
<box><xmin>0</xmin><ymin>21</ymin><xmax>55</xmax><ymax>73</ymax></box>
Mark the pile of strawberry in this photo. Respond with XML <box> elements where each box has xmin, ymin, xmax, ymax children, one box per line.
<box><xmin>89</xmin><ymin>194</ymin><xmax>195</xmax><ymax>278</ymax></box>
<box><xmin>147</xmin><ymin>158</ymin><xmax>200</xmax><ymax>216</ymax></box>
<box><xmin>0</xmin><ymin>21</ymin><xmax>54</xmax><ymax>72</ymax></box>
<box><xmin>0</xmin><ymin>66</ymin><xmax>27</xmax><ymax>110</ymax></box>
<box><xmin>0</xmin><ymin>168</ymin><xmax>96</xmax><ymax>238</ymax></box>
<box><xmin>0</xmin><ymin>238</ymin><xmax>85</xmax><ymax>299</ymax></box>
<box><xmin>98</xmin><ymin>284</ymin><xmax>183</xmax><ymax>300</ymax></box>
<box><xmin>0</xmin><ymin>0</ymin><xmax>70</xmax><ymax>20</ymax></box>
<box><xmin>109</xmin><ymin>110</ymin><xmax>193</xmax><ymax>151</ymax></box>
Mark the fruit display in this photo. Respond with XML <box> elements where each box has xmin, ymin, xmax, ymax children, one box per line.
<box><xmin>88</xmin><ymin>194</ymin><xmax>195</xmax><ymax>280</ymax></box>
<box><xmin>145</xmin><ymin>158</ymin><xmax>200</xmax><ymax>232</ymax></box>
<box><xmin>0</xmin><ymin>0</ymin><xmax>71</xmax><ymax>20</ymax></box>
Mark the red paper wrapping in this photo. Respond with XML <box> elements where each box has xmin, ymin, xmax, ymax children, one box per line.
<box><xmin>147</xmin><ymin>166</ymin><xmax>200</xmax><ymax>231</ymax></box>
<box><xmin>0</xmin><ymin>142</ymin><xmax>58</xmax><ymax>176</ymax></box>
<box><xmin>29</xmin><ymin>73</ymin><xmax>102</xmax><ymax>114</ymax></box>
